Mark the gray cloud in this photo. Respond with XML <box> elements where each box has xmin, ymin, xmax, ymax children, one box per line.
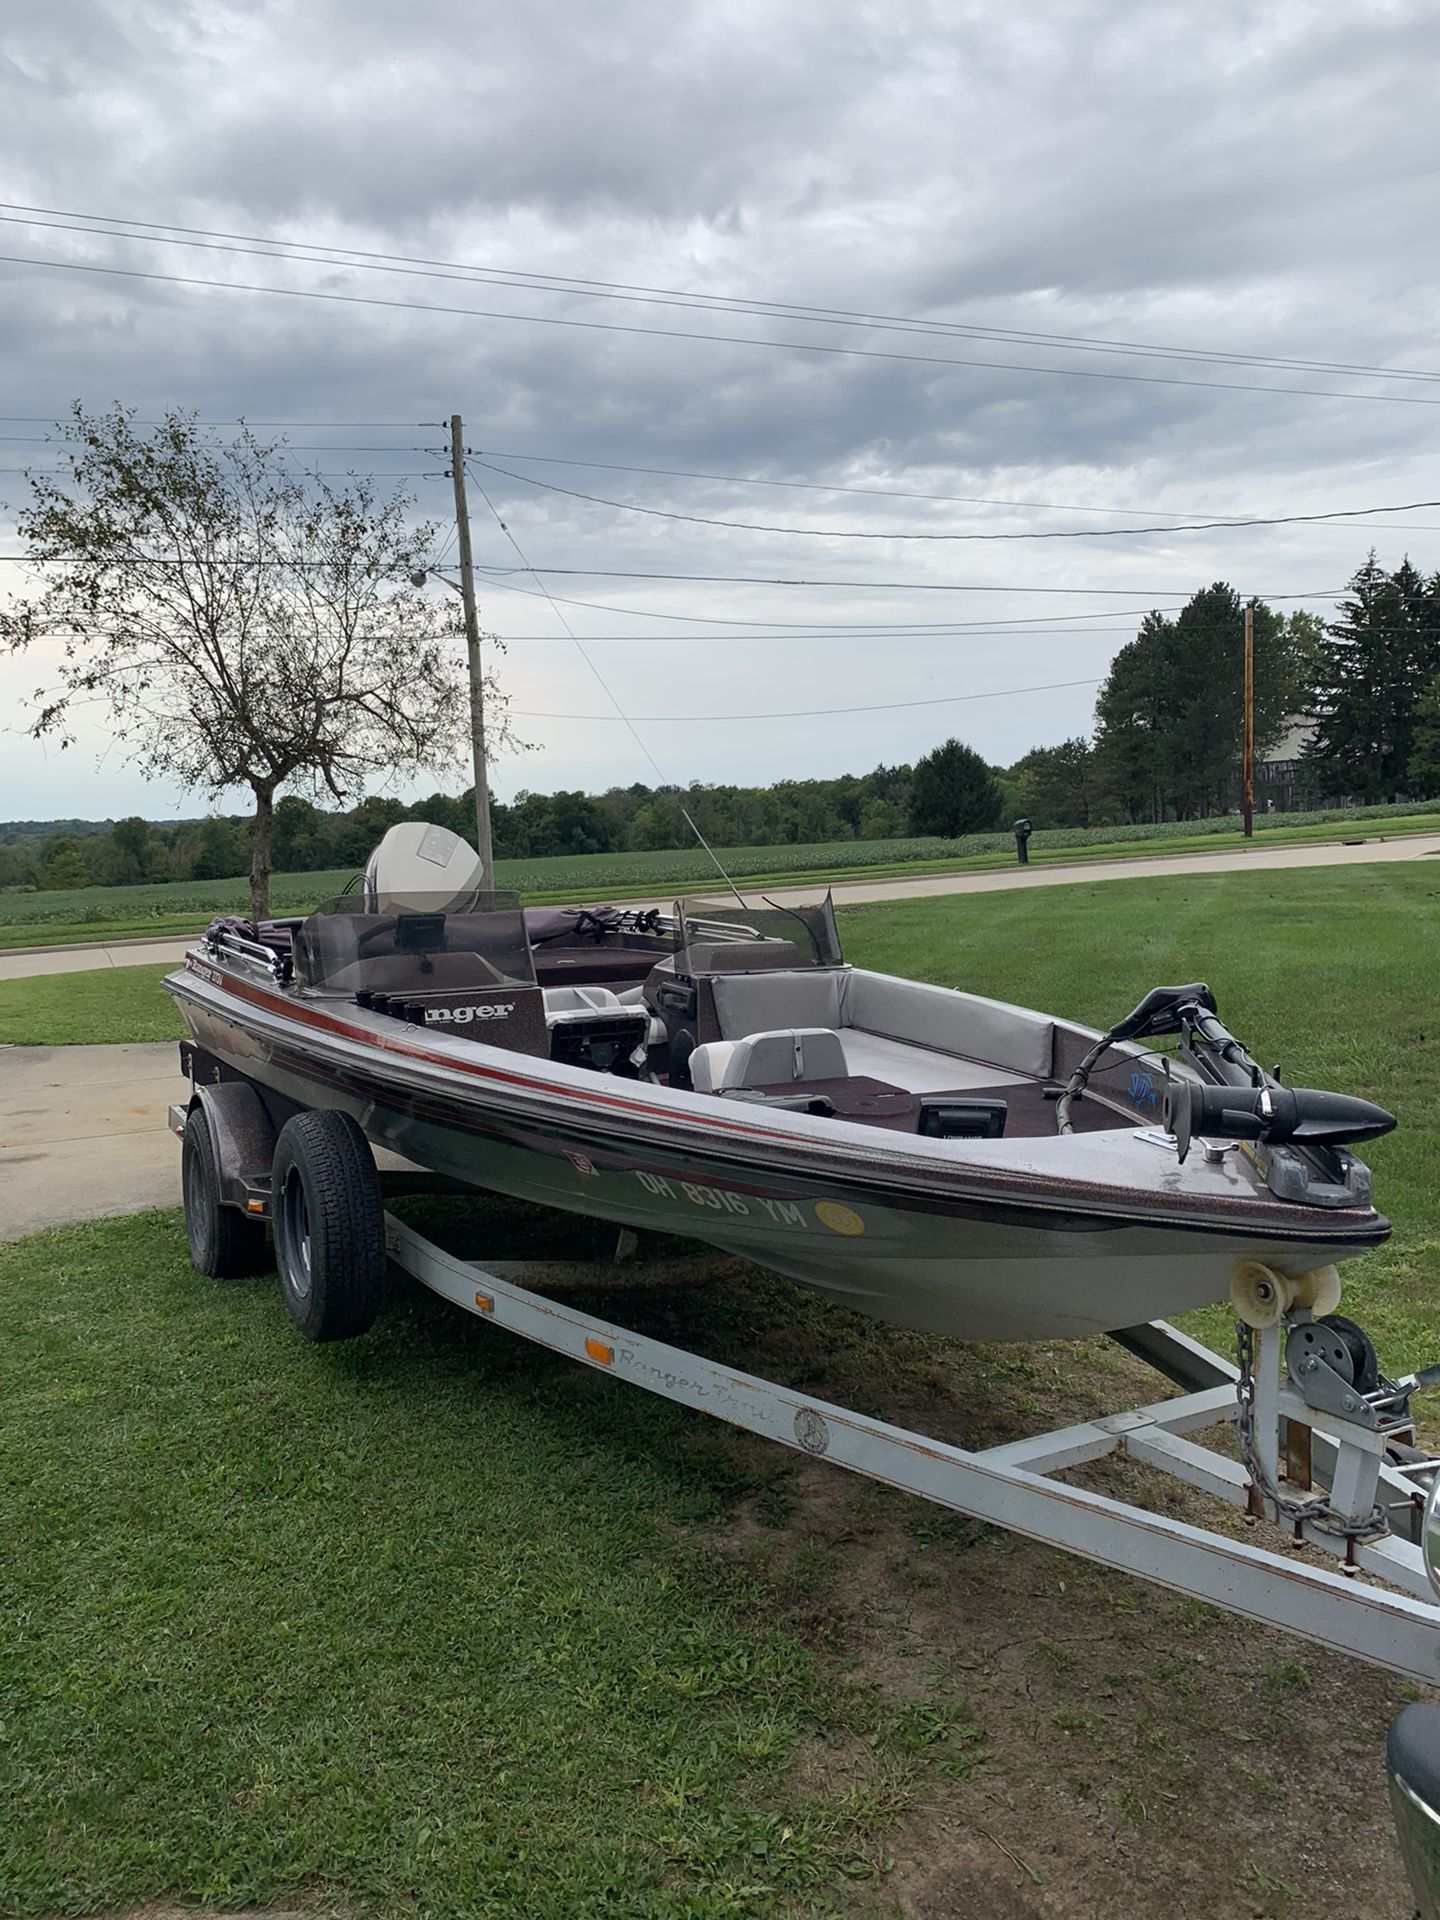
<box><xmin>1</xmin><ymin>0</ymin><xmax>1438</xmax><ymax>818</ymax></box>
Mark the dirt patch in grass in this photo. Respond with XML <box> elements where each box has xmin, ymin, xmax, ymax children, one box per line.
<box><xmin>698</xmin><ymin>1323</ymin><xmax>1422</xmax><ymax>1920</ymax></box>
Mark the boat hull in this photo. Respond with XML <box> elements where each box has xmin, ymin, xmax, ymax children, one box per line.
<box><xmin>168</xmin><ymin>963</ymin><xmax>1388</xmax><ymax>1344</ymax></box>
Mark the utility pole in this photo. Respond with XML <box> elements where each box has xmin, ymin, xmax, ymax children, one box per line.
<box><xmin>1242</xmin><ymin>598</ymin><xmax>1255</xmax><ymax>839</ymax></box>
<box><xmin>449</xmin><ymin>414</ymin><xmax>495</xmax><ymax>890</ymax></box>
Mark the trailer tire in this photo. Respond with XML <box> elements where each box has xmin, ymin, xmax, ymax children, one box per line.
<box><xmin>182</xmin><ymin>1104</ymin><xmax>270</xmax><ymax>1278</ymax></box>
<box><xmin>272</xmin><ymin>1110</ymin><xmax>387</xmax><ymax>1342</ymax></box>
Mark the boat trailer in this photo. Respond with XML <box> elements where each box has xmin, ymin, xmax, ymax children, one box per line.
<box><xmin>170</xmin><ymin>1094</ymin><xmax>1440</xmax><ymax>1687</ymax></box>
<box><xmin>380</xmin><ymin>1213</ymin><xmax>1440</xmax><ymax>1685</ymax></box>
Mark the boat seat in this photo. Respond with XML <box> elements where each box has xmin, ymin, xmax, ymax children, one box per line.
<box><xmin>543</xmin><ymin>984</ymin><xmax>623</xmax><ymax>1017</ymax></box>
<box><xmin>691</xmin><ymin>1028</ymin><xmax>848</xmax><ymax>1095</ymax></box>
<box><xmin>707</xmin><ymin>967</ymin><xmax>1055</xmax><ymax>1084</ymax></box>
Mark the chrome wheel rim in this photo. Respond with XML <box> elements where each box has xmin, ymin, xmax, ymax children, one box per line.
<box><xmin>280</xmin><ymin>1167</ymin><xmax>312</xmax><ymax>1299</ymax></box>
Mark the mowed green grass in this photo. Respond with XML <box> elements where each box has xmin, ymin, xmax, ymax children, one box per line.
<box><xmin>0</xmin><ymin>961</ymin><xmax>182</xmax><ymax>1045</ymax></box>
<box><xmin>1</xmin><ymin>1207</ymin><xmax>975</xmax><ymax>1919</ymax></box>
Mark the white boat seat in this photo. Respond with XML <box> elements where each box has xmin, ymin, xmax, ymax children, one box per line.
<box><xmin>543</xmin><ymin>984</ymin><xmax>622</xmax><ymax>1019</ymax></box>
<box><xmin>616</xmin><ymin>983</ymin><xmax>666</xmax><ymax>1048</ymax></box>
<box><xmin>691</xmin><ymin>1028</ymin><xmax>848</xmax><ymax>1095</ymax></box>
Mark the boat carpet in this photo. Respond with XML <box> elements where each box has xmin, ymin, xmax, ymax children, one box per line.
<box><xmin>749</xmin><ymin>1075</ymin><xmax>1137</xmax><ymax>1138</ymax></box>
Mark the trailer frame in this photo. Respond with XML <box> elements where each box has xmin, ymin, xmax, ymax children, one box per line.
<box><xmin>168</xmin><ymin>1095</ymin><xmax>1440</xmax><ymax>1685</ymax></box>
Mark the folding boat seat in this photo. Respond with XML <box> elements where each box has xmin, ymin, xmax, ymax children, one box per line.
<box><xmin>690</xmin><ymin>1027</ymin><xmax>848</xmax><ymax>1095</ymax></box>
<box><xmin>543</xmin><ymin>984</ymin><xmax>649</xmax><ymax>1077</ymax></box>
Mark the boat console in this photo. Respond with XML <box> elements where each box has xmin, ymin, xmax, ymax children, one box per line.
<box><xmin>280</xmin><ymin>887</ymin><xmax>654</xmax><ymax>1077</ymax></box>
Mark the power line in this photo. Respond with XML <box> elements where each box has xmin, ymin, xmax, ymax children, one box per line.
<box><xmin>0</xmin><ymin>547</ymin><xmax>1339</xmax><ymax>599</ymax></box>
<box><xmin>471</xmin><ymin>456</ymin><xmax>1440</xmax><ymax>544</ymax></box>
<box><xmin>0</xmin><ymin>435</ymin><xmax>432</xmax><ymax>453</ymax></box>
<box><xmin>457</xmin><ymin>445</ymin><xmax>1440</xmax><ymax>528</ymax></box>
<box><xmin>510</xmin><ymin>675</ymin><xmax>1107</xmax><ymax>722</ymax></box>
<box><xmin>6</xmin><ymin>420</ymin><xmax>1439</xmax><ymax>534</ymax></box>
<box><xmin>465</xmin><ymin>572</ymin><xmax>1304</xmax><ymax>628</ymax></box>
<box><xmin>469</xmin><ymin>564</ymin><xmax>1345</xmax><ymax>598</ymax></box>
<box><xmin>461</xmin><ymin>463</ymin><xmax>673</xmax><ymax>790</ymax></box>
<box><xmin>4</xmin><ymin>247</ymin><xmax>1439</xmax><ymax>411</ymax></box>
<box><xmin>5</xmin><ymin>443</ymin><xmax>1440</xmax><ymax>538</ymax></box>
<box><xmin>5</xmin><ymin>200</ymin><xmax>1437</xmax><ymax>388</ymax></box>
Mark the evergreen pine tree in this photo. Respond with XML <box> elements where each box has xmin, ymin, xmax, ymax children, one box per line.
<box><xmin>1306</xmin><ymin>554</ymin><xmax>1440</xmax><ymax>800</ymax></box>
<box><xmin>907</xmin><ymin>739</ymin><xmax>1004</xmax><ymax>835</ymax></box>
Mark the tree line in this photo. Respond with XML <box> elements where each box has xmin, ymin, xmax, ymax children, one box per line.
<box><xmin>0</xmin><ymin>762</ymin><xmax>943</xmax><ymax>891</ymax></box>
<box><xmin>1012</xmin><ymin>559</ymin><xmax>1440</xmax><ymax>827</ymax></box>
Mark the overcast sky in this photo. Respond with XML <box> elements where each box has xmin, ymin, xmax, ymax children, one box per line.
<box><xmin>1</xmin><ymin>0</ymin><xmax>1437</xmax><ymax>821</ymax></box>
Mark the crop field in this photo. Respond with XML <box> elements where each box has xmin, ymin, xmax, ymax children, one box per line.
<box><xmin>4</xmin><ymin>798</ymin><xmax>1440</xmax><ymax>949</ymax></box>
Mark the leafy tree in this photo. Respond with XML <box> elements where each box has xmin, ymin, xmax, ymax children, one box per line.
<box><xmin>189</xmin><ymin>817</ymin><xmax>246</xmax><ymax>881</ymax></box>
<box><xmin>110</xmin><ymin>815</ymin><xmax>160</xmax><ymax>884</ymax></box>
<box><xmin>1407</xmin><ymin>673</ymin><xmax>1440</xmax><ymax>795</ymax></box>
<box><xmin>1093</xmin><ymin>586</ymin><xmax>1302</xmax><ymax>819</ymax></box>
<box><xmin>0</xmin><ymin>406</ymin><xmax>506</xmax><ymax>919</ymax></box>
<box><xmin>907</xmin><ymin>739</ymin><xmax>1003</xmax><ymax>836</ymax></box>
<box><xmin>1012</xmin><ymin>738</ymin><xmax>1099</xmax><ymax>827</ymax></box>
<box><xmin>41</xmin><ymin>835</ymin><xmax>91</xmax><ymax>888</ymax></box>
<box><xmin>1306</xmin><ymin>555</ymin><xmax>1440</xmax><ymax>801</ymax></box>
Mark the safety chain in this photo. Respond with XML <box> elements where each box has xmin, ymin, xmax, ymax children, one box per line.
<box><xmin>1235</xmin><ymin>1320</ymin><xmax>1387</xmax><ymax>1542</ymax></box>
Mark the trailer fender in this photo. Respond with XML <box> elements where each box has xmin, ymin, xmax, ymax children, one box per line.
<box><xmin>185</xmin><ymin>1079</ymin><xmax>278</xmax><ymax>1210</ymax></box>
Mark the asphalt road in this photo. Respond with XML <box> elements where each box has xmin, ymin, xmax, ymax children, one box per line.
<box><xmin>3</xmin><ymin>830</ymin><xmax>1438</xmax><ymax>984</ymax></box>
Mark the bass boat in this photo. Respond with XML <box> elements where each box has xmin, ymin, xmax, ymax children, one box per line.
<box><xmin>164</xmin><ymin>822</ymin><xmax>1396</xmax><ymax>1343</ymax></box>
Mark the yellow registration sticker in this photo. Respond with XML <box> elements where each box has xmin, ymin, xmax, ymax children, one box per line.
<box><xmin>814</xmin><ymin>1201</ymin><xmax>865</xmax><ymax>1238</ymax></box>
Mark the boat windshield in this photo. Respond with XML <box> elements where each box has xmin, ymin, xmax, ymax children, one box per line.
<box><xmin>293</xmin><ymin>888</ymin><xmax>539</xmax><ymax>994</ymax></box>
<box><xmin>676</xmin><ymin>894</ymin><xmax>843</xmax><ymax>974</ymax></box>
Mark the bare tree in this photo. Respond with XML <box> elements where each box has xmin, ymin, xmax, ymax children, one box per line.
<box><xmin>1</xmin><ymin>405</ymin><xmax>510</xmax><ymax>919</ymax></box>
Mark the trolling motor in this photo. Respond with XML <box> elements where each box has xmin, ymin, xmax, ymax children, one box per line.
<box><xmin>1164</xmin><ymin>1077</ymin><xmax>1396</xmax><ymax>1164</ymax></box>
<box><xmin>1059</xmin><ymin>982</ymin><xmax>1396</xmax><ymax>1202</ymax></box>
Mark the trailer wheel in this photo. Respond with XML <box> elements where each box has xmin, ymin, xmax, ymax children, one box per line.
<box><xmin>272</xmin><ymin>1111</ymin><xmax>387</xmax><ymax>1342</ymax></box>
<box><xmin>182</xmin><ymin>1104</ymin><xmax>270</xmax><ymax>1278</ymax></box>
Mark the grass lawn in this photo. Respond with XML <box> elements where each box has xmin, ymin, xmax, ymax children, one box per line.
<box><xmin>0</xmin><ymin>962</ymin><xmax>182</xmax><ymax>1046</ymax></box>
<box><xmin>2</xmin><ymin>864</ymin><xmax>1437</xmax><ymax>1915</ymax></box>
<box><xmin>0</xmin><ymin>1207</ymin><xmax>971</xmax><ymax>1918</ymax></box>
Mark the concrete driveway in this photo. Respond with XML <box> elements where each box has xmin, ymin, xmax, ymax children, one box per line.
<box><xmin>0</xmin><ymin>1042</ymin><xmax>186</xmax><ymax>1240</ymax></box>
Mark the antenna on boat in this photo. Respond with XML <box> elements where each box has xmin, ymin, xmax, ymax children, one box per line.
<box><xmin>463</xmin><ymin>459</ymin><xmax>750</xmax><ymax>911</ymax></box>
